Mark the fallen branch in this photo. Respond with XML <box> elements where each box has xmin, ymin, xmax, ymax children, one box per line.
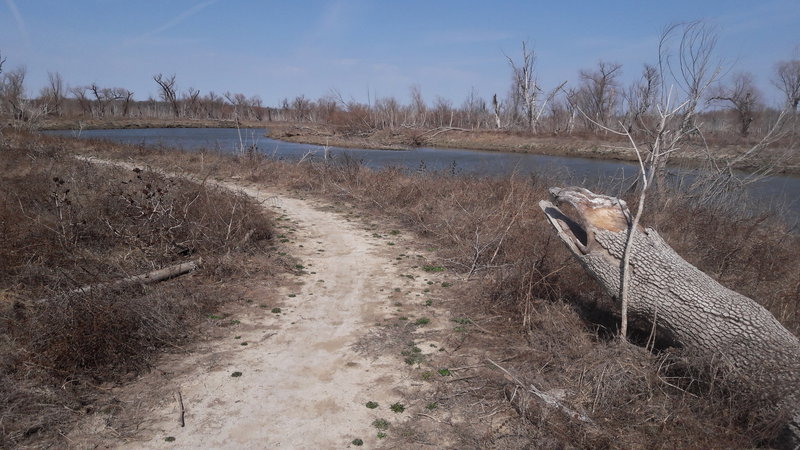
<box><xmin>38</xmin><ymin>259</ymin><xmax>201</xmax><ymax>303</ymax></box>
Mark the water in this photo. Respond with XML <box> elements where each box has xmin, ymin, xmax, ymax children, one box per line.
<box><xmin>42</xmin><ymin>127</ymin><xmax>800</xmax><ymax>220</ymax></box>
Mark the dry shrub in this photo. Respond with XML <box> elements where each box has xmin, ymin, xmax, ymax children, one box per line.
<box><xmin>0</xmin><ymin>131</ymin><xmax>275</xmax><ymax>447</ymax></box>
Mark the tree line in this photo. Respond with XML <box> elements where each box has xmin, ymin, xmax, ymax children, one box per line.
<box><xmin>1</xmin><ymin>28</ymin><xmax>799</xmax><ymax>141</ymax></box>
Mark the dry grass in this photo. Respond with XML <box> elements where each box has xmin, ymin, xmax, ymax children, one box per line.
<box><xmin>17</xmin><ymin>129</ymin><xmax>800</xmax><ymax>447</ymax></box>
<box><xmin>0</xmin><ymin>131</ymin><xmax>276</xmax><ymax>447</ymax></box>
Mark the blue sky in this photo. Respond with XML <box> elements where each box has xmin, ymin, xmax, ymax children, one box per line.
<box><xmin>2</xmin><ymin>0</ymin><xmax>799</xmax><ymax>106</ymax></box>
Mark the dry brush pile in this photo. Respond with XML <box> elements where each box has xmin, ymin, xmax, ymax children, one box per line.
<box><xmin>0</xmin><ymin>132</ymin><xmax>275</xmax><ymax>447</ymax></box>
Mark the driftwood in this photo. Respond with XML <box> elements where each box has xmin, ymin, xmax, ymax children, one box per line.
<box><xmin>539</xmin><ymin>187</ymin><xmax>800</xmax><ymax>447</ymax></box>
<box><xmin>38</xmin><ymin>259</ymin><xmax>201</xmax><ymax>303</ymax></box>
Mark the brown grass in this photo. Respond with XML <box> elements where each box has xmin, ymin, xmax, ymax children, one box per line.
<box><xmin>12</xmin><ymin>129</ymin><xmax>800</xmax><ymax>448</ymax></box>
<box><xmin>0</xmin><ymin>131</ymin><xmax>276</xmax><ymax>447</ymax></box>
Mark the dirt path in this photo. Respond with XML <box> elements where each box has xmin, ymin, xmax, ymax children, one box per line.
<box><xmin>71</xmin><ymin>158</ymin><xmax>446</xmax><ymax>448</ymax></box>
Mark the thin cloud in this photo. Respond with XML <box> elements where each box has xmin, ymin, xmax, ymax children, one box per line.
<box><xmin>127</xmin><ymin>0</ymin><xmax>218</xmax><ymax>44</ymax></box>
<box><xmin>4</xmin><ymin>0</ymin><xmax>30</xmax><ymax>45</ymax></box>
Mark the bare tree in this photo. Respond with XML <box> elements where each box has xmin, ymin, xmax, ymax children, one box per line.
<box><xmin>576</xmin><ymin>61</ymin><xmax>623</xmax><ymax>131</ymax></box>
<box><xmin>710</xmin><ymin>72</ymin><xmax>761</xmax><ymax>137</ymax></box>
<box><xmin>153</xmin><ymin>73</ymin><xmax>179</xmax><ymax>117</ymax></box>
<box><xmin>409</xmin><ymin>85</ymin><xmax>427</xmax><ymax>127</ymax></box>
<box><xmin>506</xmin><ymin>40</ymin><xmax>539</xmax><ymax>131</ymax></box>
<box><xmin>491</xmin><ymin>93</ymin><xmax>502</xmax><ymax>128</ymax></box>
<box><xmin>39</xmin><ymin>72</ymin><xmax>64</xmax><ymax>116</ymax></box>
<box><xmin>623</xmin><ymin>64</ymin><xmax>660</xmax><ymax>133</ymax></box>
<box><xmin>1</xmin><ymin>66</ymin><xmax>28</xmax><ymax>120</ymax></box>
<box><xmin>774</xmin><ymin>58</ymin><xmax>800</xmax><ymax>111</ymax></box>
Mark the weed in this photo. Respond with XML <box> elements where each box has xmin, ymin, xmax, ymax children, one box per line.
<box><xmin>390</xmin><ymin>402</ymin><xmax>405</xmax><ymax>413</ymax></box>
<box><xmin>415</xmin><ymin>318</ymin><xmax>430</xmax><ymax>326</ymax></box>
<box><xmin>351</xmin><ymin>438</ymin><xmax>363</xmax><ymax>446</ymax></box>
<box><xmin>271</xmin><ymin>307</ymin><xmax>281</xmax><ymax>313</ymax></box>
<box><xmin>372</xmin><ymin>419</ymin><xmax>390</xmax><ymax>431</ymax></box>
<box><xmin>437</xmin><ymin>368</ymin><xmax>451</xmax><ymax>377</ymax></box>
<box><xmin>421</xmin><ymin>371</ymin><xmax>433</xmax><ymax>381</ymax></box>
<box><xmin>165</xmin><ymin>436</ymin><xmax>176</xmax><ymax>442</ymax></box>
<box><xmin>389</xmin><ymin>230</ymin><xmax>400</xmax><ymax>235</ymax></box>
<box><xmin>366</xmin><ymin>401</ymin><xmax>379</xmax><ymax>409</ymax></box>
<box><xmin>377</xmin><ymin>431</ymin><xmax>387</xmax><ymax>439</ymax></box>
<box><xmin>288</xmin><ymin>294</ymin><xmax>296</xmax><ymax>298</ymax></box>
<box><xmin>441</xmin><ymin>282</ymin><xmax>452</xmax><ymax>288</ymax></box>
<box><xmin>426</xmin><ymin>403</ymin><xmax>438</xmax><ymax>410</ymax></box>
<box><xmin>451</xmin><ymin>317</ymin><xmax>471</xmax><ymax>325</ymax></box>
<box><xmin>231</xmin><ymin>371</ymin><xmax>243</xmax><ymax>377</ymax></box>
<box><xmin>424</xmin><ymin>299</ymin><xmax>432</xmax><ymax>306</ymax></box>
<box><xmin>422</xmin><ymin>265</ymin><xmax>445</xmax><ymax>272</ymax></box>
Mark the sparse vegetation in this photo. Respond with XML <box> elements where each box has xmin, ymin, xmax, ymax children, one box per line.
<box><xmin>390</xmin><ymin>402</ymin><xmax>405</xmax><ymax>413</ymax></box>
<box><xmin>365</xmin><ymin>401</ymin><xmax>378</xmax><ymax>409</ymax></box>
<box><xmin>372</xmin><ymin>418</ymin><xmax>389</xmax><ymax>431</ymax></box>
<box><xmin>0</xmin><ymin>132</ymin><xmax>276</xmax><ymax>448</ymax></box>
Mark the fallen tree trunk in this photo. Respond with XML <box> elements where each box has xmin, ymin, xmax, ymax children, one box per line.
<box><xmin>539</xmin><ymin>187</ymin><xmax>800</xmax><ymax>448</ymax></box>
<box><xmin>38</xmin><ymin>259</ymin><xmax>201</xmax><ymax>303</ymax></box>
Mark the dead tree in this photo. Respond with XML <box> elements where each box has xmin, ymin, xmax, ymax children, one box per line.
<box><xmin>539</xmin><ymin>187</ymin><xmax>800</xmax><ymax>448</ymax></box>
<box><xmin>774</xmin><ymin>58</ymin><xmax>800</xmax><ymax>111</ymax></box>
<box><xmin>711</xmin><ymin>72</ymin><xmax>761</xmax><ymax>137</ymax></box>
<box><xmin>506</xmin><ymin>40</ymin><xmax>540</xmax><ymax>131</ymax></box>
<box><xmin>623</xmin><ymin>64</ymin><xmax>660</xmax><ymax>133</ymax></box>
<box><xmin>154</xmin><ymin>73</ymin><xmax>180</xmax><ymax>118</ymax></box>
<box><xmin>576</xmin><ymin>61</ymin><xmax>622</xmax><ymax>131</ymax></box>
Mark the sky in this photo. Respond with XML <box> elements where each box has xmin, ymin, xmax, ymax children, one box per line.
<box><xmin>1</xmin><ymin>0</ymin><xmax>799</xmax><ymax>107</ymax></box>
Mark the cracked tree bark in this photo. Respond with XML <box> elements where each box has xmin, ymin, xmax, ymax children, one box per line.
<box><xmin>539</xmin><ymin>187</ymin><xmax>800</xmax><ymax>448</ymax></box>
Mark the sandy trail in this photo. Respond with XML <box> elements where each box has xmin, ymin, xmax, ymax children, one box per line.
<box><xmin>75</xmin><ymin>159</ymin><xmax>431</xmax><ymax>448</ymax></box>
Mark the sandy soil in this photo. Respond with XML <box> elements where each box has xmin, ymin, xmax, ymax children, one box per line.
<box><xmin>68</xmin><ymin>158</ymin><xmax>452</xmax><ymax>448</ymax></box>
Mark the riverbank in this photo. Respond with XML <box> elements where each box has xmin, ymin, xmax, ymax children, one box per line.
<box><xmin>266</xmin><ymin>122</ymin><xmax>800</xmax><ymax>176</ymax></box>
<box><xmin>32</xmin><ymin>118</ymin><xmax>800</xmax><ymax>175</ymax></box>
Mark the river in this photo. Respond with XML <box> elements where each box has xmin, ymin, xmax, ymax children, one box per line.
<box><xmin>42</xmin><ymin>127</ymin><xmax>800</xmax><ymax>220</ymax></box>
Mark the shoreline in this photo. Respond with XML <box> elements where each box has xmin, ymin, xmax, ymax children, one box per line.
<box><xmin>34</xmin><ymin>118</ymin><xmax>800</xmax><ymax>176</ymax></box>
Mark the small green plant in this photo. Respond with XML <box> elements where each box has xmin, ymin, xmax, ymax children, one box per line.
<box><xmin>424</xmin><ymin>299</ymin><xmax>432</xmax><ymax>306</ymax></box>
<box><xmin>426</xmin><ymin>402</ymin><xmax>438</xmax><ymax>410</ymax></box>
<box><xmin>387</xmin><ymin>242</ymin><xmax>395</xmax><ymax>246</ymax></box>
<box><xmin>422</xmin><ymin>265</ymin><xmax>444</xmax><ymax>272</ymax></box>
<box><xmin>398</xmin><ymin>316</ymin><xmax>408</xmax><ymax>321</ymax></box>
<box><xmin>288</xmin><ymin>293</ymin><xmax>296</xmax><ymax>298</ymax></box>
<box><xmin>437</xmin><ymin>368</ymin><xmax>451</xmax><ymax>377</ymax></box>
<box><xmin>421</xmin><ymin>371</ymin><xmax>433</xmax><ymax>380</ymax></box>
<box><xmin>415</xmin><ymin>317</ymin><xmax>430</xmax><ymax>326</ymax></box>
<box><xmin>366</xmin><ymin>401</ymin><xmax>379</xmax><ymax>409</ymax></box>
<box><xmin>377</xmin><ymin>431</ymin><xmax>387</xmax><ymax>439</ymax></box>
<box><xmin>451</xmin><ymin>317</ymin><xmax>471</xmax><ymax>324</ymax></box>
<box><xmin>271</xmin><ymin>307</ymin><xmax>282</xmax><ymax>313</ymax></box>
<box><xmin>240</xmin><ymin>342</ymin><xmax>248</xmax><ymax>346</ymax></box>
<box><xmin>165</xmin><ymin>436</ymin><xmax>176</xmax><ymax>442</ymax></box>
<box><xmin>389</xmin><ymin>229</ymin><xmax>400</xmax><ymax>235</ymax></box>
<box><xmin>231</xmin><ymin>371</ymin><xmax>243</xmax><ymax>377</ymax></box>
<box><xmin>208</xmin><ymin>314</ymin><xmax>223</xmax><ymax>320</ymax></box>
<box><xmin>441</xmin><ymin>282</ymin><xmax>452</xmax><ymax>288</ymax></box>
<box><xmin>372</xmin><ymin>418</ymin><xmax>390</xmax><ymax>430</ymax></box>
<box><xmin>351</xmin><ymin>438</ymin><xmax>364</xmax><ymax>446</ymax></box>
<box><xmin>294</xmin><ymin>264</ymin><xmax>305</xmax><ymax>270</ymax></box>
<box><xmin>390</xmin><ymin>402</ymin><xmax>405</xmax><ymax>413</ymax></box>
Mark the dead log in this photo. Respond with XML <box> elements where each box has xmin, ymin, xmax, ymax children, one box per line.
<box><xmin>38</xmin><ymin>259</ymin><xmax>201</xmax><ymax>303</ymax></box>
<box><xmin>539</xmin><ymin>187</ymin><xmax>800</xmax><ymax>448</ymax></box>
